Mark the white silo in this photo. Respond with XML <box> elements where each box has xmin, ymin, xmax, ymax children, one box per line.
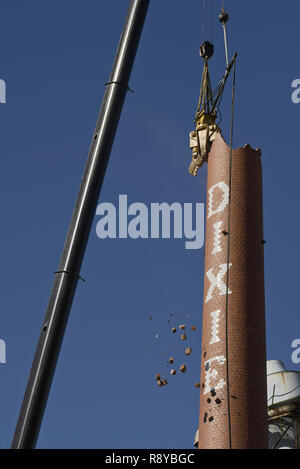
<box><xmin>267</xmin><ymin>360</ymin><xmax>300</xmax><ymax>449</ymax></box>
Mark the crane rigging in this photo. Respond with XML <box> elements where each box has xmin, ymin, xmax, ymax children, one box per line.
<box><xmin>189</xmin><ymin>4</ymin><xmax>236</xmax><ymax>176</ymax></box>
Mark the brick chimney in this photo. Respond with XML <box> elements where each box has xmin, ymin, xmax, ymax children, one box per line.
<box><xmin>197</xmin><ymin>133</ymin><xmax>268</xmax><ymax>449</ymax></box>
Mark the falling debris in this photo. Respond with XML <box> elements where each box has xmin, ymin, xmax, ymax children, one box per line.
<box><xmin>152</xmin><ymin>311</ymin><xmax>201</xmax><ymax>390</ymax></box>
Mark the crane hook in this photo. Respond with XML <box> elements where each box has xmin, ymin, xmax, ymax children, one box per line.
<box><xmin>199</xmin><ymin>41</ymin><xmax>214</xmax><ymax>61</ymax></box>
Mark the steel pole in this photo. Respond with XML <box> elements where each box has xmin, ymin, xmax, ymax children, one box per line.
<box><xmin>11</xmin><ymin>0</ymin><xmax>150</xmax><ymax>449</ymax></box>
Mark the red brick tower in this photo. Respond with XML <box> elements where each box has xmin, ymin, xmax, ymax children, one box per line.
<box><xmin>197</xmin><ymin>133</ymin><xmax>268</xmax><ymax>449</ymax></box>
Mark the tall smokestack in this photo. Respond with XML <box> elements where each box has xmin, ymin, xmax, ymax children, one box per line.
<box><xmin>197</xmin><ymin>133</ymin><xmax>268</xmax><ymax>449</ymax></box>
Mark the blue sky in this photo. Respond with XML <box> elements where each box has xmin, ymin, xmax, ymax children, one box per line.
<box><xmin>0</xmin><ymin>0</ymin><xmax>299</xmax><ymax>449</ymax></box>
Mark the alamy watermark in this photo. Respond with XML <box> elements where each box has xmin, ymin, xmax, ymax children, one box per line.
<box><xmin>291</xmin><ymin>339</ymin><xmax>300</xmax><ymax>364</ymax></box>
<box><xmin>95</xmin><ymin>195</ymin><xmax>204</xmax><ymax>250</ymax></box>
<box><xmin>0</xmin><ymin>339</ymin><xmax>6</xmax><ymax>364</ymax></box>
<box><xmin>0</xmin><ymin>79</ymin><xmax>6</xmax><ymax>103</ymax></box>
<box><xmin>291</xmin><ymin>79</ymin><xmax>300</xmax><ymax>103</ymax></box>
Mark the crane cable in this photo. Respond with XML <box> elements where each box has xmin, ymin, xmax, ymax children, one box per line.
<box><xmin>219</xmin><ymin>2</ymin><xmax>229</xmax><ymax>66</ymax></box>
<box><xmin>210</xmin><ymin>0</ymin><xmax>215</xmax><ymax>43</ymax></box>
<box><xmin>201</xmin><ymin>0</ymin><xmax>206</xmax><ymax>44</ymax></box>
<box><xmin>223</xmin><ymin>23</ymin><xmax>229</xmax><ymax>66</ymax></box>
<box><xmin>219</xmin><ymin>1</ymin><xmax>236</xmax><ymax>449</ymax></box>
<box><xmin>201</xmin><ymin>0</ymin><xmax>216</xmax><ymax>44</ymax></box>
<box><xmin>224</xmin><ymin>53</ymin><xmax>237</xmax><ymax>450</ymax></box>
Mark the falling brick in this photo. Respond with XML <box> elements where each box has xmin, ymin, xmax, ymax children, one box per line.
<box><xmin>169</xmin><ymin>357</ymin><xmax>174</xmax><ymax>364</ymax></box>
<box><xmin>155</xmin><ymin>374</ymin><xmax>161</xmax><ymax>381</ymax></box>
<box><xmin>157</xmin><ymin>380</ymin><xmax>163</xmax><ymax>387</ymax></box>
<box><xmin>171</xmin><ymin>328</ymin><xmax>177</xmax><ymax>334</ymax></box>
<box><xmin>180</xmin><ymin>365</ymin><xmax>187</xmax><ymax>373</ymax></box>
<box><xmin>179</xmin><ymin>325</ymin><xmax>186</xmax><ymax>330</ymax></box>
<box><xmin>181</xmin><ymin>333</ymin><xmax>187</xmax><ymax>341</ymax></box>
<box><xmin>195</xmin><ymin>382</ymin><xmax>201</xmax><ymax>388</ymax></box>
<box><xmin>162</xmin><ymin>379</ymin><xmax>168</xmax><ymax>386</ymax></box>
<box><xmin>170</xmin><ymin>369</ymin><xmax>176</xmax><ymax>376</ymax></box>
<box><xmin>185</xmin><ymin>347</ymin><xmax>192</xmax><ymax>356</ymax></box>
<box><xmin>191</xmin><ymin>326</ymin><xmax>197</xmax><ymax>331</ymax></box>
